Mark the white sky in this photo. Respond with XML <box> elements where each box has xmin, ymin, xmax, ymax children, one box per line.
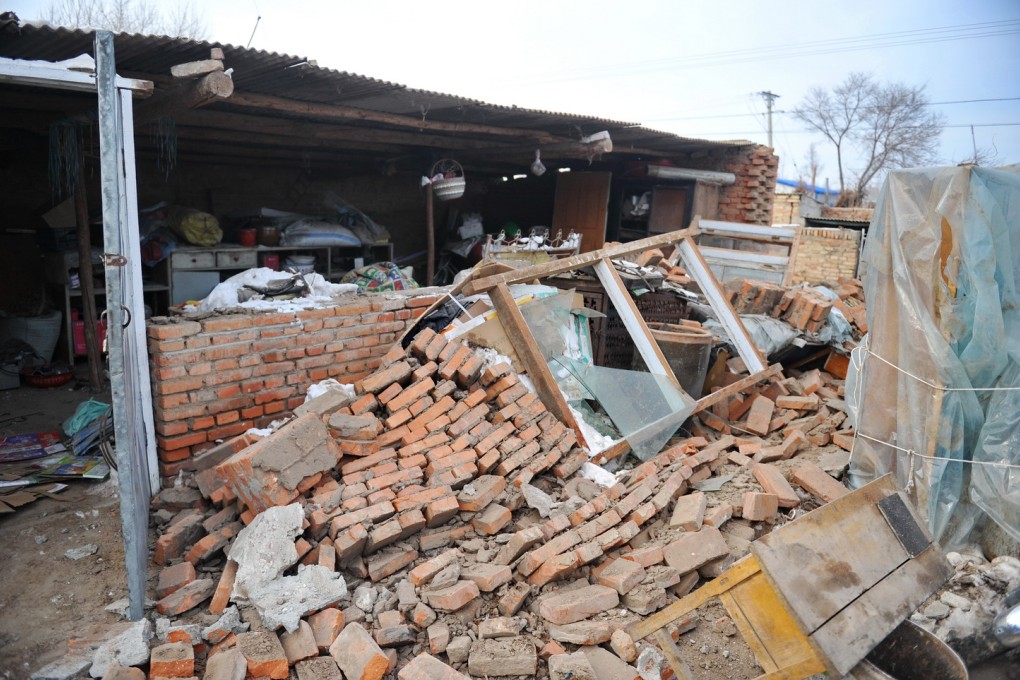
<box><xmin>11</xmin><ymin>0</ymin><xmax>1020</xmax><ymax>190</ymax></box>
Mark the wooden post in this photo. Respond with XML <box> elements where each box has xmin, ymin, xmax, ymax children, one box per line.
<box><xmin>425</xmin><ymin>183</ymin><xmax>435</xmax><ymax>286</ymax></box>
<box><xmin>74</xmin><ymin>147</ymin><xmax>103</xmax><ymax>391</ymax></box>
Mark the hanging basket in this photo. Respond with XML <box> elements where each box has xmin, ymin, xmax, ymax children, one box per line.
<box><xmin>430</xmin><ymin>159</ymin><xmax>466</xmax><ymax>201</ymax></box>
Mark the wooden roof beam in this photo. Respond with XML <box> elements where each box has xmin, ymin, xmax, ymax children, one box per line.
<box><xmin>222</xmin><ymin>91</ymin><xmax>564</xmax><ymax>143</ymax></box>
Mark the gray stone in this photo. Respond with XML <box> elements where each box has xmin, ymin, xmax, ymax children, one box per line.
<box><xmin>430</xmin><ymin>562</ymin><xmax>461</xmax><ymax>590</ymax></box>
<box><xmin>446</xmin><ymin>635</ymin><xmax>472</xmax><ymax>664</ymax></box>
<box><xmin>923</xmin><ymin>601</ymin><xmax>951</xmax><ymax>620</ymax></box>
<box><xmin>413</xmin><ymin>603</ymin><xmax>437</xmax><ymax>628</ymax></box>
<box><xmin>940</xmin><ymin>591</ymin><xmax>972</xmax><ymax>611</ymax></box>
<box><xmin>30</xmin><ymin>655</ymin><xmax>91</xmax><ymax>680</ymax></box>
<box><xmin>65</xmin><ymin>544</ymin><xmax>99</xmax><ymax>560</ymax></box>
<box><xmin>579</xmin><ymin>645</ymin><xmax>639</xmax><ymax>680</ymax></box>
<box><xmin>396</xmin><ymin>579</ymin><xmax>419</xmax><ymax>609</ymax></box>
<box><xmin>372</xmin><ymin>587</ymin><xmax>397</xmax><ymax>616</ymax></box>
<box><xmin>105</xmin><ymin>598</ymin><xmax>155</xmax><ymax>619</ymax></box>
<box><xmin>202</xmin><ymin>606</ymin><xmax>250</xmax><ymax>642</ymax></box>
<box><xmin>522</xmin><ymin>484</ymin><xmax>558</xmax><ymax>518</ymax></box>
<box><xmin>247</xmin><ymin>565</ymin><xmax>348</xmax><ymax>633</ymax></box>
<box><xmin>203</xmin><ymin>648</ymin><xmax>246</xmax><ymax>680</ymax></box>
<box><xmin>295</xmin><ymin>656</ymin><xmax>344</xmax><ymax>680</ymax></box>
<box><xmin>468</xmin><ymin>637</ymin><xmax>538</xmax><ymax>677</ymax></box>
<box><xmin>294</xmin><ymin>389</ymin><xmax>354</xmax><ymax>419</ymax></box>
<box><xmin>154</xmin><ymin>618</ymin><xmax>202</xmax><ymax>645</ymax></box>
<box><xmin>636</xmin><ymin>645</ymin><xmax>667</xmax><ymax>680</ymax></box>
<box><xmin>549</xmin><ymin>652</ymin><xmax>598</xmax><ymax>680</ymax></box>
<box><xmin>89</xmin><ymin>619</ymin><xmax>152</xmax><ymax>678</ymax></box>
<box><xmin>227</xmin><ymin>503</ymin><xmax>303</xmax><ymax>602</ymax></box>
<box><xmin>354</xmin><ymin>583</ymin><xmax>378</xmax><ymax>612</ymax></box>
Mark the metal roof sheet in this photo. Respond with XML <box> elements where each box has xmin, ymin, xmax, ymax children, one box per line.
<box><xmin>0</xmin><ymin>22</ymin><xmax>752</xmax><ymax>153</ymax></box>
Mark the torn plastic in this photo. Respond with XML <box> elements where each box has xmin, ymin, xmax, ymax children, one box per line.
<box><xmin>704</xmin><ymin>314</ymin><xmax>799</xmax><ymax>357</ymax></box>
<box><xmin>849</xmin><ymin>165</ymin><xmax>1020</xmax><ymax>545</ymax></box>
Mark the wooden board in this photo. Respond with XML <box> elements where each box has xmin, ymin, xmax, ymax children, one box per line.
<box><xmin>691</xmin><ymin>364</ymin><xmax>783</xmax><ymax>415</ymax></box>
<box><xmin>721</xmin><ymin>572</ymin><xmax>821</xmax><ymax>675</ymax></box>
<box><xmin>592</xmin><ymin>257</ymin><xmax>680</xmax><ymax>388</ymax></box>
<box><xmin>810</xmin><ymin>541</ymin><xmax>952</xmax><ymax>676</ymax></box>
<box><xmin>487</xmin><ymin>282</ymin><xmax>586</xmax><ymax>448</ymax></box>
<box><xmin>649</xmin><ymin>186</ymin><xmax>689</xmax><ymax>234</ymax></box>
<box><xmin>552</xmin><ymin>171</ymin><xmax>611</xmax><ymax>254</ymax></box>
<box><xmin>463</xmin><ymin>226</ymin><xmax>697</xmax><ymax>294</ymax></box>
<box><xmin>676</xmin><ymin>238</ymin><xmax>768</xmax><ymax>374</ymax></box>
<box><xmin>750</xmin><ymin>474</ymin><xmax>951</xmax><ymax>676</ymax></box>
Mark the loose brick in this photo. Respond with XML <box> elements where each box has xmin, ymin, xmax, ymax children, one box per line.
<box><xmin>425</xmin><ymin>580</ymin><xmax>480</xmax><ymax>612</ymax></box>
<box><xmin>359</xmin><ymin>361</ymin><xmax>413</xmax><ymax>395</ymax></box>
<box><xmin>408</xmin><ymin>549</ymin><xmax>460</xmax><ymax>586</ymax></box>
<box><xmin>742</xmin><ymin>492</ymin><xmax>779</xmax><ymax>521</ymax></box>
<box><xmin>427</xmin><ymin>622</ymin><xmax>450</xmax><ymax>655</ymax></box>
<box><xmin>237</xmin><ymin>631</ymin><xmax>288</xmax><ymax>680</ymax></box>
<box><xmin>150</xmin><ymin>642</ymin><xmax>194</xmax><ymax>678</ymax></box>
<box><xmin>424</xmin><ymin>495</ymin><xmax>461</xmax><ymax>527</ymax></box>
<box><xmin>752</xmin><ymin>463</ymin><xmax>800</xmax><ymax>508</ymax></box>
<box><xmin>460</xmin><ymin>563</ymin><xmax>512</xmax><ymax>592</ymax></box>
<box><xmin>471</xmin><ymin>503</ymin><xmax>511</xmax><ymax>535</ymax></box>
<box><xmin>280</xmin><ymin>621</ymin><xmax>318</xmax><ymax>665</ymax></box>
<box><xmin>456</xmin><ymin>475</ymin><xmax>506</xmax><ymax>511</ymax></box>
<box><xmin>329</xmin><ymin>623</ymin><xmax>389</xmax><ymax>680</ymax></box>
<box><xmin>307</xmin><ymin>608</ymin><xmax>345</xmax><ymax>652</ymax></box>
<box><xmin>157</xmin><ymin>561</ymin><xmax>196</xmax><ymax>599</ymax></box>
<box><xmin>744</xmin><ymin>395</ymin><xmax>775</xmax><ymax>435</ymax></box>
<box><xmin>538</xmin><ymin>585</ymin><xmax>620</xmax><ymax>625</ymax></box>
<box><xmin>498</xmin><ymin>581</ymin><xmax>532</xmax><ymax>616</ymax></box>
<box><xmin>791</xmin><ymin>463</ymin><xmax>849</xmax><ymax>503</ymax></box>
<box><xmin>156</xmin><ymin>578</ymin><xmax>215</xmax><ymax>616</ymax></box>
<box><xmin>662</xmin><ymin>527</ymin><xmax>731</xmax><ymax>575</ymax></box>
<box><xmin>594</xmin><ymin>558</ymin><xmax>646</xmax><ymax>595</ymax></box>
<box><xmin>209</xmin><ymin>560</ymin><xmax>237</xmax><ymax>614</ymax></box>
<box><xmin>203</xmin><ymin>648</ymin><xmax>246</xmax><ymax>680</ymax></box>
<box><xmin>398</xmin><ymin>653</ymin><xmax>470</xmax><ymax>680</ymax></box>
<box><xmin>621</xmin><ymin>545</ymin><xmax>664</xmax><ymax>568</ymax></box>
<box><xmin>670</xmin><ymin>491</ymin><xmax>707</xmax><ymax>531</ymax></box>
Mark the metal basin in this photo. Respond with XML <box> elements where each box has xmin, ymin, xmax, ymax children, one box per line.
<box><xmin>848</xmin><ymin>619</ymin><xmax>968</xmax><ymax>680</ymax></box>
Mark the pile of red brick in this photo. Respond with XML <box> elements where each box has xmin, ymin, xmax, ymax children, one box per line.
<box><xmin>727</xmin><ymin>278</ymin><xmax>867</xmax><ymax>338</ymax></box>
<box><xmin>114</xmin><ymin>327</ymin><xmax>857</xmax><ymax>680</ymax></box>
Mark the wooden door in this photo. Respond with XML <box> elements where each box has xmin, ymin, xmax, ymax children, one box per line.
<box><xmin>649</xmin><ymin>186</ymin><xmax>689</xmax><ymax>234</ymax></box>
<box><xmin>552</xmin><ymin>171</ymin><xmax>611</xmax><ymax>253</ymax></box>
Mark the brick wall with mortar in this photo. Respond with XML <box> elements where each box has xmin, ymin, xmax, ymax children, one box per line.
<box><xmin>789</xmin><ymin>227</ymin><xmax>862</xmax><ymax>284</ymax></box>
<box><xmin>146</xmin><ymin>291</ymin><xmax>441</xmax><ymax>481</ymax></box>
<box><xmin>717</xmin><ymin>146</ymin><xmax>779</xmax><ymax>225</ymax></box>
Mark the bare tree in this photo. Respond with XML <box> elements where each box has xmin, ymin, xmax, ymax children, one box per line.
<box><xmin>44</xmin><ymin>0</ymin><xmax>208</xmax><ymax>39</ymax></box>
<box><xmin>804</xmin><ymin>143</ymin><xmax>822</xmax><ymax>193</ymax></box>
<box><xmin>794</xmin><ymin>73</ymin><xmax>943</xmax><ymax>204</ymax></box>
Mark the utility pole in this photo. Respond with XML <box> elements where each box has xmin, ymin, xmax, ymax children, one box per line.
<box><xmin>757</xmin><ymin>91</ymin><xmax>780</xmax><ymax>148</ymax></box>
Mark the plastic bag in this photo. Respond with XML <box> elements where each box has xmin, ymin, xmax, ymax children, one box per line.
<box><xmin>63</xmin><ymin>398</ymin><xmax>111</xmax><ymax>437</ymax></box>
<box><xmin>281</xmin><ymin>220</ymin><xmax>361</xmax><ymax>247</ymax></box>
<box><xmin>168</xmin><ymin>206</ymin><xmax>222</xmax><ymax>246</ymax></box>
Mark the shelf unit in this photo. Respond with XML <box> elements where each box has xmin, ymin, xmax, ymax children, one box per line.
<box><xmin>55</xmin><ymin>279</ymin><xmax>170</xmax><ymax>362</ymax></box>
<box><xmin>169</xmin><ymin>243</ymin><xmax>394</xmax><ymax>305</ymax></box>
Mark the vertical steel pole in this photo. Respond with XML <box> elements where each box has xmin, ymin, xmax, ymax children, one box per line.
<box><xmin>95</xmin><ymin>30</ymin><xmax>149</xmax><ymax>622</ymax></box>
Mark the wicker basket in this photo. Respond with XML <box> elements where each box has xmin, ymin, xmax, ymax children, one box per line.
<box><xmin>430</xmin><ymin>159</ymin><xmax>466</xmax><ymax>201</ymax></box>
<box><xmin>21</xmin><ymin>365</ymin><xmax>74</xmax><ymax>388</ymax></box>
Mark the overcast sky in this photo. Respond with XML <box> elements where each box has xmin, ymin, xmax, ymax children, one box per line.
<box><xmin>11</xmin><ymin>0</ymin><xmax>1020</xmax><ymax>190</ymax></box>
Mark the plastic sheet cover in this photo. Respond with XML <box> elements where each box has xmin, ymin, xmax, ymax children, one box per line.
<box><xmin>850</xmin><ymin>165</ymin><xmax>1020</xmax><ymax>545</ymax></box>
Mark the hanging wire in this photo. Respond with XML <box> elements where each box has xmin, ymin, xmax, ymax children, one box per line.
<box><xmin>154</xmin><ymin>116</ymin><xmax>178</xmax><ymax>180</ymax></box>
<box><xmin>48</xmin><ymin>121</ymin><xmax>81</xmax><ymax>200</ymax></box>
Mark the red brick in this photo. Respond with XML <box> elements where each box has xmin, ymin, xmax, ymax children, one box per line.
<box><xmin>329</xmin><ymin>622</ymin><xmax>390</xmax><ymax>680</ymax></box>
<box><xmin>408</xmin><ymin>549</ymin><xmax>460</xmax><ymax>586</ymax></box>
<box><xmin>398</xmin><ymin>653</ymin><xmax>470</xmax><ymax>680</ymax></box>
<box><xmin>460</xmin><ymin>563</ymin><xmax>512</xmax><ymax>592</ymax></box>
<box><xmin>744</xmin><ymin>395</ymin><xmax>775</xmax><ymax>435</ymax></box>
<box><xmin>155</xmin><ymin>578</ymin><xmax>215</xmax><ymax>616</ymax></box>
<box><xmin>742</xmin><ymin>492</ymin><xmax>779</xmax><ymax>521</ymax></box>
<box><xmin>471</xmin><ymin>504</ymin><xmax>511</xmax><ymax>535</ymax></box>
<box><xmin>424</xmin><ymin>495</ymin><xmax>461</xmax><ymax>527</ymax></box>
<box><xmin>149</xmin><ymin>642</ymin><xmax>195</xmax><ymax>678</ymax></box>
<box><xmin>425</xmin><ymin>580</ymin><xmax>480</xmax><ymax>612</ymax></box>
<box><xmin>538</xmin><ymin>585</ymin><xmax>619</xmax><ymax>625</ymax></box>
<box><xmin>791</xmin><ymin>463</ymin><xmax>848</xmax><ymax>503</ymax></box>
<box><xmin>237</xmin><ymin>631</ymin><xmax>289</xmax><ymax>679</ymax></box>
<box><xmin>307</xmin><ymin>608</ymin><xmax>345</xmax><ymax>652</ymax></box>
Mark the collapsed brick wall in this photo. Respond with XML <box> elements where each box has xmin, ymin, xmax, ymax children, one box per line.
<box><xmin>718</xmin><ymin>145</ymin><xmax>779</xmax><ymax>225</ymax></box>
<box><xmin>146</xmin><ymin>292</ymin><xmax>441</xmax><ymax>481</ymax></box>
<box><xmin>789</xmin><ymin>227</ymin><xmax>861</xmax><ymax>284</ymax></box>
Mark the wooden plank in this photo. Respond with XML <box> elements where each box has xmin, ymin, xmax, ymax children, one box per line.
<box><xmin>700</xmin><ymin>246</ymin><xmax>790</xmax><ymax>267</ymax></box>
<box><xmin>810</xmin><ymin>542</ymin><xmax>953</xmax><ymax>676</ymax></box>
<box><xmin>724</xmin><ymin>572</ymin><xmax>821</xmax><ymax>673</ymax></box>
<box><xmin>781</xmin><ymin>225</ymin><xmax>802</xmax><ymax>287</ymax></box>
<box><xmin>677</xmin><ymin>238</ymin><xmax>767</xmax><ymax>374</ymax></box>
<box><xmin>692</xmin><ymin>365</ymin><xmax>783</xmax><ymax>415</ymax></box>
<box><xmin>750</xmin><ymin>475</ymin><xmax>911</xmax><ymax>634</ymax></box>
<box><xmin>593</xmin><ymin>258</ymin><xmax>680</xmax><ymax>388</ymax></box>
<box><xmin>487</xmin><ymin>283</ymin><xmax>586</xmax><ymax>449</ymax></box>
<box><xmin>464</xmin><ymin>227</ymin><xmax>698</xmax><ymax>294</ymax></box>
<box><xmin>589</xmin><ymin>439</ymin><xmax>629</xmax><ymax>465</ymax></box>
<box><xmin>628</xmin><ymin>555</ymin><xmax>762</xmax><ymax>641</ymax></box>
<box><xmin>552</xmin><ymin>171</ymin><xmax>611</xmax><ymax>253</ymax></box>
<box><xmin>227</xmin><ymin>91</ymin><xmax>562</xmax><ymax>143</ymax></box>
<box><xmin>719</xmin><ymin>590</ymin><xmax>779</xmax><ymax>674</ymax></box>
<box><xmin>757</xmin><ymin>657</ymin><xmax>830</xmax><ymax>680</ymax></box>
<box><xmin>652</xmin><ymin>628</ymin><xmax>694</xmax><ymax>680</ymax></box>
<box><xmin>698</xmin><ymin>219</ymin><xmax>798</xmax><ymax>243</ymax></box>
<box><xmin>649</xmin><ymin>186</ymin><xmax>689</xmax><ymax>234</ymax></box>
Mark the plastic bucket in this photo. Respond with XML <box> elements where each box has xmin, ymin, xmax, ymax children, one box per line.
<box><xmin>0</xmin><ymin>310</ymin><xmax>63</xmax><ymax>363</ymax></box>
<box><xmin>631</xmin><ymin>321</ymin><xmax>714</xmax><ymax>398</ymax></box>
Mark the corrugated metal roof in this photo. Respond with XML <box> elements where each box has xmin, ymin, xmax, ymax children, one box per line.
<box><xmin>0</xmin><ymin>23</ymin><xmax>751</xmax><ymax>153</ymax></box>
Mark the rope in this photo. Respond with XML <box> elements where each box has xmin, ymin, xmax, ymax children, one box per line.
<box><xmin>865</xmin><ymin>347</ymin><xmax>1020</xmax><ymax>392</ymax></box>
<box><xmin>853</xmin><ymin>431</ymin><xmax>1020</xmax><ymax>471</ymax></box>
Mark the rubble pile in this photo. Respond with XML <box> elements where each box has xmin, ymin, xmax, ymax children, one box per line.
<box><xmin>74</xmin><ymin>327</ymin><xmax>859</xmax><ymax>680</ymax></box>
<box><xmin>727</xmin><ymin>278</ymin><xmax>867</xmax><ymax>337</ymax></box>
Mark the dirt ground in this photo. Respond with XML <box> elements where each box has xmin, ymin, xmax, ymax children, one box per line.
<box><xmin>0</xmin><ymin>374</ymin><xmax>129</xmax><ymax>680</ymax></box>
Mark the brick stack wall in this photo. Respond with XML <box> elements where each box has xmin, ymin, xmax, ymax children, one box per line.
<box><xmin>718</xmin><ymin>145</ymin><xmax>779</xmax><ymax>225</ymax></box>
<box><xmin>146</xmin><ymin>292</ymin><xmax>441</xmax><ymax>481</ymax></box>
<box><xmin>789</xmin><ymin>227</ymin><xmax>861</xmax><ymax>284</ymax></box>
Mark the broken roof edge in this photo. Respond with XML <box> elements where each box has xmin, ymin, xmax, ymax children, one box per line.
<box><xmin>2</xmin><ymin>22</ymin><xmax>755</xmax><ymax>151</ymax></box>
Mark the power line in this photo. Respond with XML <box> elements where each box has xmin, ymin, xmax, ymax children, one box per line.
<box><xmin>682</xmin><ymin>122</ymin><xmax>1020</xmax><ymax>137</ymax></box>
<box><xmin>641</xmin><ymin>97</ymin><xmax>1020</xmax><ymax>123</ymax></box>
<box><xmin>520</xmin><ymin>20</ymin><xmax>1020</xmax><ymax>84</ymax></box>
